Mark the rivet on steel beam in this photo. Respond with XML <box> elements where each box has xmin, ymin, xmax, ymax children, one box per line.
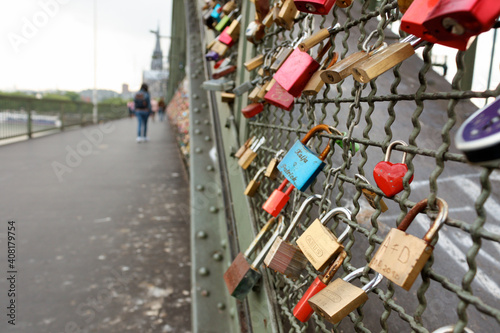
<box><xmin>194</xmin><ymin>129</ymin><xmax>201</xmax><ymax>135</ymax></box>
<box><xmin>212</xmin><ymin>252</ymin><xmax>223</xmax><ymax>261</ymax></box>
<box><xmin>217</xmin><ymin>303</ymin><xmax>226</xmax><ymax>310</ymax></box>
<box><xmin>202</xmin><ymin>103</ymin><xmax>208</xmax><ymax>109</ymax></box>
<box><xmin>198</xmin><ymin>267</ymin><xmax>210</xmax><ymax>276</ymax></box>
<box><xmin>191</xmin><ymin>74</ymin><xmax>197</xmax><ymax>79</ymax></box>
<box><xmin>200</xmin><ymin>290</ymin><xmax>210</xmax><ymax>297</ymax></box>
<box><xmin>206</xmin><ymin>165</ymin><xmax>214</xmax><ymax>171</ymax></box>
<box><xmin>195</xmin><ymin>147</ymin><xmax>203</xmax><ymax>153</ymax></box>
<box><xmin>204</xmin><ymin>136</ymin><xmax>211</xmax><ymax>142</ymax></box>
<box><xmin>209</xmin><ymin>206</ymin><xmax>219</xmax><ymax>213</ymax></box>
<box><xmin>194</xmin><ymin>120</ymin><xmax>200</xmax><ymax>124</ymax></box>
<box><xmin>196</xmin><ymin>185</ymin><xmax>205</xmax><ymax>191</ymax></box>
<box><xmin>194</xmin><ymin>107</ymin><xmax>200</xmax><ymax>113</ymax></box>
<box><xmin>193</xmin><ymin>94</ymin><xmax>199</xmax><ymax>99</ymax></box>
<box><xmin>221</xmin><ymin>239</ymin><xmax>227</xmax><ymax>249</ymax></box>
<box><xmin>230</xmin><ymin>307</ymin><xmax>236</xmax><ymax>318</ymax></box>
<box><xmin>197</xmin><ymin>231</ymin><xmax>208</xmax><ymax>239</ymax></box>
<box><xmin>204</xmin><ymin>120</ymin><xmax>210</xmax><ymax>125</ymax></box>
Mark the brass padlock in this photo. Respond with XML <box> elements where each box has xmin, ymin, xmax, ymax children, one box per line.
<box><xmin>254</xmin><ymin>0</ymin><xmax>270</xmax><ymax>22</ymax></box>
<box><xmin>248</xmin><ymin>84</ymin><xmax>263</xmax><ymax>103</ymax></box>
<box><xmin>320</xmin><ymin>50</ymin><xmax>371</xmax><ymax>84</ymax></box>
<box><xmin>299</xmin><ymin>23</ymin><xmax>340</xmax><ymax>52</ymax></box>
<box><xmin>238</xmin><ymin>137</ymin><xmax>266</xmax><ymax>169</ymax></box>
<box><xmin>262</xmin><ymin>7</ymin><xmax>275</xmax><ymax>27</ymax></box>
<box><xmin>244</xmin><ymin>54</ymin><xmax>265</xmax><ymax>71</ymax></box>
<box><xmin>354</xmin><ymin>174</ymin><xmax>388</xmax><ymax>212</ymax></box>
<box><xmin>222</xmin><ymin>0</ymin><xmax>237</xmax><ymax>14</ymax></box>
<box><xmin>352</xmin><ymin>35</ymin><xmax>427</xmax><ymax>83</ymax></box>
<box><xmin>296</xmin><ymin>207</ymin><xmax>352</xmax><ymax>271</ymax></box>
<box><xmin>221</xmin><ymin>92</ymin><xmax>236</xmax><ymax>103</ymax></box>
<box><xmin>224</xmin><ymin>216</ymin><xmax>285</xmax><ymax>300</ymax></box>
<box><xmin>257</xmin><ymin>79</ymin><xmax>272</xmax><ymax>100</ymax></box>
<box><xmin>264</xmin><ymin>194</ymin><xmax>322</xmax><ymax>279</ymax></box>
<box><xmin>235</xmin><ymin>136</ymin><xmax>256</xmax><ymax>159</ymax></box>
<box><xmin>244</xmin><ymin>167</ymin><xmax>267</xmax><ymax>197</ymax></box>
<box><xmin>336</xmin><ymin>0</ymin><xmax>352</xmax><ymax>7</ymax></box>
<box><xmin>270</xmin><ymin>45</ymin><xmax>294</xmax><ymax>71</ymax></box>
<box><xmin>303</xmin><ymin>51</ymin><xmax>339</xmax><ymax>96</ymax></box>
<box><xmin>211</xmin><ymin>40</ymin><xmax>230</xmax><ymax>56</ymax></box>
<box><xmin>308</xmin><ymin>267</ymin><xmax>383</xmax><ymax>324</ymax></box>
<box><xmin>276</xmin><ymin>0</ymin><xmax>298</xmax><ymax>30</ymax></box>
<box><xmin>369</xmin><ymin>198</ymin><xmax>448</xmax><ymax>290</ymax></box>
<box><xmin>265</xmin><ymin>149</ymin><xmax>286</xmax><ymax>179</ymax></box>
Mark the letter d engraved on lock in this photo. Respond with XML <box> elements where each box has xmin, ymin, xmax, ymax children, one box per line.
<box><xmin>398</xmin><ymin>246</ymin><xmax>410</xmax><ymax>263</ymax></box>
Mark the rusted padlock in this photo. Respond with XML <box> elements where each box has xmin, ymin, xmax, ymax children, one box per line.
<box><xmin>264</xmin><ymin>194</ymin><xmax>322</xmax><ymax>279</ymax></box>
<box><xmin>224</xmin><ymin>216</ymin><xmax>285</xmax><ymax>300</ymax></box>
<box><xmin>296</xmin><ymin>206</ymin><xmax>352</xmax><ymax>271</ymax></box>
<box><xmin>355</xmin><ymin>174</ymin><xmax>388</xmax><ymax>212</ymax></box>
<box><xmin>244</xmin><ymin>167</ymin><xmax>267</xmax><ymax>197</ymax></box>
<box><xmin>369</xmin><ymin>198</ymin><xmax>448</xmax><ymax>290</ymax></box>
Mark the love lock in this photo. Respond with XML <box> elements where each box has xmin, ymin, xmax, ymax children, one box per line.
<box><xmin>244</xmin><ymin>167</ymin><xmax>267</xmax><ymax>197</ymax></box>
<box><xmin>369</xmin><ymin>198</ymin><xmax>448</xmax><ymax>290</ymax></box>
<box><xmin>294</xmin><ymin>0</ymin><xmax>337</xmax><ymax>15</ymax></box>
<box><xmin>373</xmin><ymin>140</ymin><xmax>413</xmax><ymax>197</ymax></box>
<box><xmin>308</xmin><ymin>267</ymin><xmax>383</xmax><ymax>324</ymax></box>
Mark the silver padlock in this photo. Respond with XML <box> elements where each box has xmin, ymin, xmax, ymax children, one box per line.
<box><xmin>201</xmin><ymin>78</ymin><xmax>235</xmax><ymax>91</ymax></box>
<box><xmin>233</xmin><ymin>78</ymin><xmax>260</xmax><ymax>96</ymax></box>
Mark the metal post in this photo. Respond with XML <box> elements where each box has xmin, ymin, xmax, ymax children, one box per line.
<box><xmin>486</xmin><ymin>29</ymin><xmax>497</xmax><ymax>92</ymax></box>
<box><xmin>461</xmin><ymin>38</ymin><xmax>478</xmax><ymax>91</ymax></box>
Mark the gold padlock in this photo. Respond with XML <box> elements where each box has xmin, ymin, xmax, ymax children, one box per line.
<box><xmin>296</xmin><ymin>207</ymin><xmax>353</xmax><ymax>271</ymax></box>
<box><xmin>235</xmin><ymin>136</ymin><xmax>256</xmax><ymax>159</ymax></box>
<box><xmin>238</xmin><ymin>137</ymin><xmax>266</xmax><ymax>169</ymax></box>
<box><xmin>354</xmin><ymin>174</ymin><xmax>388</xmax><ymax>212</ymax></box>
<box><xmin>211</xmin><ymin>40</ymin><xmax>229</xmax><ymax>56</ymax></box>
<box><xmin>308</xmin><ymin>267</ymin><xmax>383</xmax><ymax>324</ymax></box>
<box><xmin>257</xmin><ymin>79</ymin><xmax>272</xmax><ymax>100</ymax></box>
<box><xmin>221</xmin><ymin>92</ymin><xmax>236</xmax><ymax>103</ymax></box>
<box><xmin>265</xmin><ymin>149</ymin><xmax>285</xmax><ymax>179</ymax></box>
<box><xmin>244</xmin><ymin>54</ymin><xmax>265</xmax><ymax>71</ymax></box>
<box><xmin>352</xmin><ymin>36</ymin><xmax>427</xmax><ymax>83</ymax></box>
<box><xmin>276</xmin><ymin>0</ymin><xmax>298</xmax><ymax>30</ymax></box>
<box><xmin>206</xmin><ymin>38</ymin><xmax>217</xmax><ymax>51</ymax></box>
<box><xmin>369</xmin><ymin>198</ymin><xmax>448</xmax><ymax>290</ymax></box>
<box><xmin>303</xmin><ymin>51</ymin><xmax>339</xmax><ymax>96</ymax></box>
<box><xmin>320</xmin><ymin>50</ymin><xmax>371</xmax><ymax>84</ymax></box>
<box><xmin>222</xmin><ymin>0</ymin><xmax>237</xmax><ymax>14</ymax></box>
<box><xmin>244</xmin><ymin>167</ymin><xmax>267</xmax><ymax>197</ymax></box>
<box><xmin>248</xmin><ymin>84</ymin><xmax>263</xmax><ymax>103</ymax></box>
<box><xmin>265</xmin><ymin>78</ymin><xmax>276</xmax><ymax>92</ymax></box>
<box><xmin>262</xmin><ymin>7</ymin><xmax>275</xmax><ymax>27</ymax></box>
<box><xmin>336</xmin><ymin>0</ymin><xmax>352</xmax><ymax>7</ymax></box>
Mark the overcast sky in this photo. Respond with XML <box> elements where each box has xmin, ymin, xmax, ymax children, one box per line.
<box><xmin>0</xmin><ymin>0</ymin><xmax>172</xmax><ymax>93</ymax></box>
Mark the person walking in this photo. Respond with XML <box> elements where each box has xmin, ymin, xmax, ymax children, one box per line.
<box><xmin>134</xmin><ymin>83</ymin><xmax>151</xmax><ymax>143</ymax></box>
<box><xmin>158</xmin><ymin>98</ymin><xmax>166</xmax><ymax>122</ymax></box>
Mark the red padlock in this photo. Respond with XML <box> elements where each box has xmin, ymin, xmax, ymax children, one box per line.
<box><xmin>212</xmin><ymin>65</ymin><xmax>237</xmax><ymax>79</ymax></box>
<box><xmin>294</xmin><ymin>0</ymin><xmax>336</xmax><ymax>15</ymax></box>
<box><xmin>274</xmin><ymin>40</ymin><xmax>331</xmax><ymax>97</ymax></box>
<box><xmin>242</xmin><ymin>103</ymin><xmax>265</xmax><ymax>118</ymax></box>
<box><xmin>214</xmin><ymin>58</ymin><xmax>227</xmax><ymax>69</ymax></box>
<box><xmin>219</xmin><ymin>30</ymin><xmax>236</xmax><ymax>46</ymax></box>
<box><xmin>293</xmin><ymin>250</ymin><xmax>346</xmax><ymax>322</ymax></box>
<box><xmin>262</xmin><ymin>179</ymin><xmax>295</xmax><ymax>217</ymax></box>
<box><xmin>423</xmin><ymin>0</ymin><xmax>500</xmax><ymax>43</ymax></box>
<box><xmin>373</xmin><ymin>140</ymin><xmax>414</xmax><ymax>197</ymax></box>
<box><xmin>264</xmin><ymin>81</ymin><xmax>295</xmax><ymax>111</ymax></box>
<box><xmin>400</xmin><ymin>0</ymin><xmax>476</xmax><ymax>50</ymax></box>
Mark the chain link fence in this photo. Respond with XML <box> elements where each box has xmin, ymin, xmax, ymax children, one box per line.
<box><xmin>225</xmin><ymin>0</ymin><xmax>500</xmax><ymax>332</ymax></box>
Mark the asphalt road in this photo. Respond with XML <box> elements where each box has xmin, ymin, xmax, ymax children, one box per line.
<box><xmin>0</xmin><ymin>117</ymin><xmax>191</xmax><ymax>333</ymax></box>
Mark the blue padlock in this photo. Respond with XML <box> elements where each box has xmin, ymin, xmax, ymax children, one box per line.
<box><xmin>210</xmin><ymin>4</ymin><xmax>223</xmax><ymax>23</ymax></box>
<box><xmin>277</xmin><ymin>124</ymin><xmax>338</xmax><ymax>191</ymax></box>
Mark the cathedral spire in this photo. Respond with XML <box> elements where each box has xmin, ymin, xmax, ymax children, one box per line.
<box><xmin>150</xmin><ymin>24</ymin><xmax>163</xmax><ymax>70</ymax></box>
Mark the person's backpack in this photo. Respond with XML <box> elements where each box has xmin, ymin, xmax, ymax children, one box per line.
<box><xmin>134</xmin><ymin>91</ymin><xmax>148</xmax><ymax>109</ymax></box>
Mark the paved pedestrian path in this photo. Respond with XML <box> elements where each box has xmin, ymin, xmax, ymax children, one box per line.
<box><xmin>0</xmin><ymin>117</ymin><xmax>191</xmax><ymax>333</ymax></box>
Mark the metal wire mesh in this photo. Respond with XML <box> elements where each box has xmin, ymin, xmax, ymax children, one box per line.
<box><xmin>241</xmin><ymin>1</ymin><xmax>500</xmax><ymax>332</ymax></box>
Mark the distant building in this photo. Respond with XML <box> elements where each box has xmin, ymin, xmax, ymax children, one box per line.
<box><xmin>142</xmin><ymin>25</ymin><xmax>169</xmax><ymax>100</ymax></box>
<box><xmin>121</xmin><ymin>83</ymin><xmax>133</xmax><ymax>100</ymax></box>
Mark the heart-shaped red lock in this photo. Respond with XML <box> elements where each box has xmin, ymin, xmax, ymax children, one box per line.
<box><xmin>373</xmin><ymin>140</ymin><xmax>413</xmax><ymax>197</ymax></box>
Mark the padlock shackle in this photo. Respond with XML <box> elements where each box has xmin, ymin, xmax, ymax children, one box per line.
<box><xmin>282</xmin><ymin>194</ymin><xmax>322</xmax><ymax>241</ymax></box>
<box><xmin>243</xmin><ymin>217</ymin><xmax>278</xmax><ymax>258</ymax></box>
<box><xmin>300</xmin><ymin>124</ymin><xmax>340</xmax><ymax>160</ymax></box>
<box><xmin>343</xmin><ymin>267</ymin><xmax>383</xmax><ymax>293</ymax></box>
<box><xmin>384</xmin><ymin>140</ymin><xmax>409</xmax><ymax>163</ymax></box>
<box><xmin>321</xmin><ymin>250</ymin><xmax>347</xmax><ymax>284</ymax></box>
<box><xmin>354</xmin><ymin>174</ymin><xmax>370</xmax><ymax>185</ymax></box>
<box><xmin>253</xmin><ymin>167</ymin><xmax>267</xmax><ymax>181</ymax></box>
<box><xmin>274</xmin><ymin>149</ymin><xmax>286</xmax><ymax>160</ymax></box>
<box><xmin>397</xmin><ymin>198</ymin><xmax>449</xmax><ymax>243</ymax></box>
<box><xmin>319</xmin><ymin>207</ymin><xmax>352</xmax><ymax>244</ymax></box>
<box><xmin>432</xmin><ymin>325</ymin><xmax>474</xmax><ymax>333</ymax></box>
<box><xmin>251</xmin><ymin>216</ymin><xmax>285</xmax><ymax>268</ymax></box>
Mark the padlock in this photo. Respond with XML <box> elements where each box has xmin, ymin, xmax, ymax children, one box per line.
<box><xmin>354</xmin><ymin>174</ymin><xmax>388</xmax><ymax>212</ymax></box>
<box><xmin>397</xmin><ymin>0</ymin><xmax>413</xmax><ymax>14</ymax></box>
<box><xmin>215</xmin><ymin>11</ymin><xmax>234</xmax><ymax>32</ymax></box>
<box><xmin>296</xmin><ymin>206</ymin><xmax>352</xmax><ymax>271</ymax></box>
<box><xmin>214</xmin><ymin>57</ymin><xmax>229</xmax><ymax>69</ymax></box>
<box><xmin>254</xmin><ymin>0</ymin><xmax>270</xmax><ymax>22</ymax></box>
<box><xmin>219</xmin><ymin>15</ymin><xmax>242</xmax><ymax>45</ymax></box>
<box><xmin>248</xmin><ymin>84</ymin><xmax>263</xmax><ymax>103</ymax></box>
<box><xmin>244</xmin><ymin>167</ymin><xmax>267</xmax><ymax>197</ymax></box>
<box><xmin>270</xmin><ymin>45</ymin><xmax>294</xmax><ymax>71</ymax></box>
<box><xmin>211</xmin><ymin>40</ymin><xmax>230</xmax><ymax>56</ymax></box>
<box><xmin>262</xmin><ymin>7</ymin><xmax>275</xmax><ymax>27</ymax></box>
<box><xmin>238</xmin><ymin>137</ymin><xmax>266</xmax><ymax>169</ymax></box>
<box><xmin>235</xmin><ymin>136</ymin><xmax>256</xmax><ymax>159</ymax></box>
<box><xmin>205</xmin><ymin>50</ymin><xmax>220</xmax><ymax>61</ymax></box>
<box><xmin>241</xmin><ymin>102</ymin><xmax>265</xmax><ymax>119</ymax></box>
<box><xmin>335</xmin><ymin>0</ymin><xmax>352</xmax><ymax>7</ymax></box>
<box><xmin>455</xmin><ymin>96</ymin><xmax>500</xmax><ymax>165</ymax></box>
<box><xmin>303</xmin><ymin>51</ymin><xmax>338</xmax><ymax>95</ymax></box>
<box><xmin>294</xmin><ymin>0</ymin><xmax>336</xmax><ymax>15</ymax></box>
<box><xmin>201</xmin><ymin>78</ymin><xmax>235</xmax><ymax>91</ymax></box>
<box><xmin>265</xmin><ymin>149</ymin><xmax>286</xmax><ymax>179</ymax></box>
<box><xmin>206</xmin><ymin>38</ymin><xmax>217</xmax><ymax>51</ymax></box>
<box><xmin>369</xmin><ymin>198</ymin><xmax>448</xmax><ymax>290</ymax></box>
<box><xmin>274</xmin><ymin>41</ymin><xmax>332</xmax><ymax>97</ymax></box>
<box><xmin>257</xmin><ymin>79</ymin><xmax>272</xmax><ymax>100</ymax></box>
<box><xmin>224</xmin><ymin>216</ymin><xmax>285</xmax><ymax>300</ymax></box>
<box><xmin>373</xmin><ymin>140</ymin><xmax>413</xmax><ymax>197</ymax></box>
<box><xmin>210</xmin><ymin>3</ymin><xmax>224</xmax><ymax>23</ymax></box>
<box><xmin>298</xmin><ymin>23</ymin><xmax>341</xmax><ymax>52</ymax></box>
<box><xmin>262</xmin><ymin>179</ymin><xmax>295</xmax><ymax>217</ymax></box>
<box><xmin>222</xmin><ymin>0</ymin><xmax>237</xmax><ymax>14</ymax></box>
<box><xmin>352</xmin><ymin>36</ymin><xmax>427</xmax><ymax>83</ymax></box>
<box><xmin>293</xmin><ymin>250</ymin><xmax>346</xmax><ymax>322</ymax></box>
<box><xmin>221</xmin><ymin>92</ymin><xmax>236</xmax><ymax>103</ymax></box>
<box><xmin>276</xmin><ymin>0</ymin><xmax>298</xmax><ymax>30</ymax></box>
<box><xmin>320</xmin><ymin>50</ymin><xmax>371</xmax><ymax>84</ymax></box>
<box><xmin>246</xmin><ymin>20</ymin><xmax>266</xmax><ymax>44</ymax></box>
<box><xmin>212</xmin><ymin>65</ymin><xmax>237</xmax><ymax>79</ymax></box>
<box><xmin>432</xmin><ymin>325</ymin><xmax>474</xmax><ymax>333</ymax></box>
<box><xmin>203</xmin><ymin>9</ymin><xmax>217</xmax><ymax>29</ymax></box>
<box><xmin>244</xmin><ymin>54</ymin><xmax>265</xmax><ymax>71</ymax></box>
<box><xmin>233</xmin><ymin>78</ymin><xmax>260</xmax><ymax>96</ymax></box>
<box><xmin>264</xmin><ymin>194</ymin><xmax>322</xmax><ymax>279</ymax></box>
<box><xmin>277</xmin><ymin>124</ymin><xmax>339</xmax><ymax>191</ymax></box>
<box><xmin>308</xmin><ymin>267</ymin><xmax>383</xmax><ymax>324</ymax></box>
<box><xmin>264</xmin><ymin>81</ymin><xmax>295</xmax><ymax>111</ymax></box>
<box><xmin>422</xmin><ymin>0</ymin><xmax>500</xmax><ymax>44</ymax></box>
